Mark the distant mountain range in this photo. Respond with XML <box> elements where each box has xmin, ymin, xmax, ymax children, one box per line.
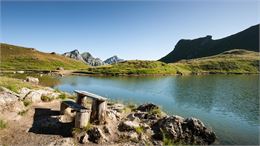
<box><xmin>160</xmin><ymin>24</ymin><xmax>259</xmax><ymax>63</ymax></box>
<box><xmin>63</xmin><ymin>50</ymin><xmax>124</xmax><ymax>66</ymax></box>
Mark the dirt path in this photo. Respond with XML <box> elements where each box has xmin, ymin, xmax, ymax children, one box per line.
<box><xmin>0</xmin><ymin>100</ymin><xmax>75</xmax><ymax>146</ymax></box>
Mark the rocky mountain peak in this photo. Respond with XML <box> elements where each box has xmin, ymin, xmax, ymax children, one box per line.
<box><xmin>63</xmin><ymin>49</ymin><xmax>84</xmax><ymax>62</ymax></box>
<box><xmin>104</xmin><ymin>55</ymin><xmax>124</xmax><ymax>64</ymax></box>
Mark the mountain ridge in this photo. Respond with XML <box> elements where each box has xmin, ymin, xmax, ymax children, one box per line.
<box><xmin>63</xmin><ymin>50</ymin><xmax>124</xmax><ymax>66</ymax></box>
<box><xmin>160</xmin><ymin>24</ymin><xmax>260</xmax><ymax>63</ymax></box>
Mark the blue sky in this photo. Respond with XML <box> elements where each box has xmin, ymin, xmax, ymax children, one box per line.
<box><xmin>1</xmin><ymin>0</ymin><xmax>259</xmax><ymax>60</ymax></box>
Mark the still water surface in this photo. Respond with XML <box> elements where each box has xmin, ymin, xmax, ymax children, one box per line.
<box><xmin>54</xmin><ymin>75</ymin><xmax>259</xmax><ymax>145</ymax></box>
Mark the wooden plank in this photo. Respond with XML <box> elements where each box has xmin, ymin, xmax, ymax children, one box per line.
<box><xmin>62</xmin><ymin>100</ymin><xmax>88</xmax><ymax>112</ymax></box>
<box><xmin>74</xmin><ymin>90</ymin><xmax>107</xmax><ymax>101</ymax></box>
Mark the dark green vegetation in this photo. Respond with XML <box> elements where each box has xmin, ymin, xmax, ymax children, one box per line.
<box><xmin>0</xmin><ymin>43</ymin><xmax>88</xmax><ymax>70</ymax></box>
<box><xmin>160</xmin><ymin>24</ymin><xmax>259</xmax><ymax>63</ymax></box>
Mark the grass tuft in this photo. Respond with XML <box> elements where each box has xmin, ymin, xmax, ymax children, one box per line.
<box><xmin>18</xmin><ymin>109</ymin><xmax>29</xmax><ymax>116</ymax></box>
<box><xmin>23</xmin><ymin>100</ymin><xmax>32</xmax><ymax>107</ymax></box>
<box><xmin>0</xmin><ymin>119</ymin><xmax>7</xmax><ymax>130</ymax></box>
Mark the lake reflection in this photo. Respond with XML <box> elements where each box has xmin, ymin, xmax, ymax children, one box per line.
<box><xmin>54</xmin><ymin>75</ymin><xmax>259</xmax><ymax>145</ymax></box>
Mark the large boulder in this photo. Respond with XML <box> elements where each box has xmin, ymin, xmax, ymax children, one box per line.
<box><xmin>0</xmin><ymin>86</ymin><xmax>20</xmax><ymax>97</ymax></box>
<box><xmin>0</xmin><ymin>91</ymin><xmax>25</xmax><ymax>112</ymax></box>
<box><xmin>137</xmin><ymin>103</ymin><xmax>159</xmax><ymax>112</ymax></box>
<box><xmin>87</xmin><ymin>127</ymin><xmax>107</xmax><ymax>143</ymax></box>
<box><xmin>36</xmin><ymin>88</ymin><xmax>60</xmax><ymax>99</ymax></box>
<box><xmin>110</xmin><ymin>103</ymin><xmax>125</xmax><ymax>113</ymax></box>
<box><xmin>118</xmin><ymin>120</ymin><xmax>140</xmax><ymax>131</ymax></box>
<box><xmin>19</xmin><ymin>87</ymin><xmax>31</xmax><ymax>99</ymax></box>
<box><xmin>25</xmin><ymin>76</ymin><xmax>39</xmax><ymax>84</ymax></box>
<box><xmin>152</xmin><ymin>116</ymin><xmax>216</xmax><ymax>145</ymax></box>
<box><xmin>24</xmin><ymin>91</ymin><xmax>42</xmax><ymax>103</ymax></box>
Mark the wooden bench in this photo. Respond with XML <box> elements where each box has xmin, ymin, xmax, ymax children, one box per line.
<box><xmin>74</xmin><ymin>90</ymin><xmax>108</xmax><ymax>124</ymax></box>
<box><xmin>60</xmin><ymin>100</ymin><xmax>91</xmax><ymax>128</ymax></box>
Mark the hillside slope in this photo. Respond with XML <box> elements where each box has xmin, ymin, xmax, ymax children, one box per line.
<box><xmin>171</xmin><ymin>49</ymin><xmax>260</xmax><ymax>74</ymax></box>
<box><xmin>78</xmin><ymin>49</ymin><xmax>259</xmax><ymax>75</ymax></box>
<box><xmin>0</xmin><ymin>43</ymin><xmax>88</xmax><ymax>70</ymax></box>
<box><xmin>160</xmin><ymin>24</ymin><xmax>259</xmax><ymax>63</ymax></box>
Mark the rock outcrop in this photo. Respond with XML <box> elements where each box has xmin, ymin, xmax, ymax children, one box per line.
<box><xmin>0</xmin><ymin>88</ymin><xmax>25</xmax><ymax>112</ymax></box>
<box><xmin>63</xmin><ymin>50</ymin><xmax>125</xmax><ymax>66</ymax></box>
<box><xmin>81</xmin><ymin>52</ymin><xmax>106</xmax><ymax>66</ymax></box>
<box><xmin>63</xmin><ymin>49</ymin><xmax>85</xmax><ymax>62</ymax></box>
<box><xmin>63</xmin><ymin>50</ymin><xmax>106</xmax><ymax>66</ymax></box>
<box><xmin>25</xmin><ymin>76</ymin><xmax>39</xmax><ymax>84</ymax></box>
<box><xmin>104</xmin><ymin>55</ymin><xmax>124</xmax><ymax>64</ymax></box>
<box><xmin>152</xmin><ymin>116</ymin><xmax>216</xmax><ymax>145</ymax></box>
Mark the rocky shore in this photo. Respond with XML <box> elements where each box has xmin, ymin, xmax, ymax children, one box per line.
<box><xmin>0</xmin><ymin>77</ymin><xmax>216</xmax><ymax>145</ymax></box>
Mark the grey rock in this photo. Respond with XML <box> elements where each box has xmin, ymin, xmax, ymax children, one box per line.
<box><xmin>152</xmin><ymin>116</ymin><xmax>216</xmax><ymax>145</ymax></box>
<box><xmin>63</xmin><ymin>49</ymin><xmax>85</xmax><ymax>62</ymax></box>
<box><xmin>137</xmin><ymin>103</ymin><xmax>159</xmax><ymax>112</ymax></box>
<box><xmin>104</xmin><ymin>55</ymin><xmax>124</xmax><ymax>64</ymax></box>
<box><xmin>36</xmin><ymin>88</ymin><xmax>60</xmax><ymax>99</ymax></box>
<box><xmin>118</xmin><ymin>120</ymin><xmax>140</xmax><ymax>131</ymax></box>
<box><xmin>81</xmin><ymin>134</ymin><xmax>89</xmax><ymax>144</ymax></box>
<box><xmin>87</xmin><ymin>127</ymin><xmax>107</xmax><ymax>143</ymax></box>
<box><xmin>57</xmin><ymin>67</ymin><xmax>64</xmax><ymax>70</ymax></box>
<box><xmin>19</xmin><ymin>87</ymin><xmax>31</xmax><ymax>99</ymax></box>
<box><xmin>24</xmin><ymin>91</ymin><xmax>42</xmax><ymax>103</ymax></box>
<box><xmin>110</xmin><ymin>103</ymin><xmax>125</xmax><ymax>112</ymax></box>
<box><xmin>0</xmin><ymin>91</ymin><xmax>24</xmax><ymax>112</ymax></box>
<box><xmin>25</xmin><ymin>76</ymin><xmax>39</xmax><ymax>84</ymax></box>
<box><xmin>63</xmin><ymin>50</ymin><xmax>107</xmax><ymax>66</ymax></box>
<box><xmin>81</xmin><ymin>52</ymin><xmax>106</xmax><ymax>66</ymax></box>
<box><xmin>17</xmin><ymin>71</ymin><xmax>25</xmax><ymax>74</ymax></box>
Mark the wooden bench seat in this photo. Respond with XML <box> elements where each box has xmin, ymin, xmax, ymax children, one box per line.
<box><xmin>74</xmin><ymin>90</ymin><xmax>108</xmax><ymax>124</ymax></box>
<box><xmin>60</xmin><ymin>99</ymin><xmax>90</xmax><ymax>128</ymax></box>
<box><xmin>60</xmin><ymin>100</ymin><xmax>88</xmax><ymax>113</ymax></box>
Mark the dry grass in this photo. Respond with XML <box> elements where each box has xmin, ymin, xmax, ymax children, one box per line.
<box><xmin>0</xmin><ymin>43</ymin><xmax>88</xmax><ymax>70</ymax></box>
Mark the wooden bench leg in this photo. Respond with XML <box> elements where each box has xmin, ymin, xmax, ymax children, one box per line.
<box><xmin>60</xmin><ymin>101</ymin><xmax>69</xmax><ymax>115</ymax></box>
<box><xmin>90</xmin><ymin>100</ymin><xmax>107</xmax><ymax>124</ymax></box>
<box><xmin>75</xmin><ymin>111</ymin><xmax>90</xmax><ymax>128</ymax></box>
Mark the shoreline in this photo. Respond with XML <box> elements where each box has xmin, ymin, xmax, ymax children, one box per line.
<box><xmin>1</xmin><ymin>69</ymin><xmax>259</xmax><ymax>77</ymax></box>
<box><xmin>0</xmin><ymin>76</ymin><xmax>217</xmax><ymax>145</ymax></box>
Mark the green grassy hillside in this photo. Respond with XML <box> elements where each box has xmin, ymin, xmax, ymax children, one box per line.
<box><xmin>160</xmin><ymin>24</ymin><xmax>259</xmax><ymax>63</ymax></box>
<box><xmin>83</xmin><ymin>60</ymin><xmax>178</xmax><ymax>75</ymax></box>
<box><xmin>81</xmin><ymin>49</ymin><xmax>259</xmax><ymax>75</ymax></box>
<box><xmin>0</xmin><ymin>43</ymin><xmax>88</xmax><ymax>70</ymax></box>
<box><xmin>172</xmin><ymin>49</ymin><xmax>260</xmax><ymax>74</ymax></box>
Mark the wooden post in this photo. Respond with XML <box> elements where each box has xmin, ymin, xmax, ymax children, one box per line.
<box><xmin>75</xmin><ymin>110</ymin><xmax>90</xmax><ymax>128</ymax></box>
<box><xmin>76</xmin><ymin>94</ymin><xmax>85</xmax><ymax>106</ymax></box>
<box><xmin>60</xmin><ymin>101</ymin><xmax>69</xmax><ymax>115</ymax></box>
<box><xmin>90</xmin><ymin>100</ymin><xmax>107</xmax><ymax>124</ymax></box>
<box><xmin>90</xmin><ymin>100</ymin><xmax>98</xmax><ymax>123</ymax></box>
<box><xmin>98</xmin><ymin>101</ymin><xmax>107</xmax><ymax>124</ymax></box>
